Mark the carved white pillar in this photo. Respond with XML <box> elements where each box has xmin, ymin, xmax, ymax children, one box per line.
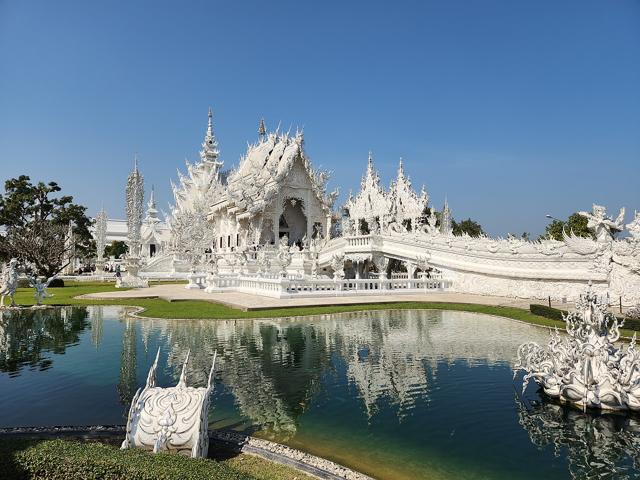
<box><xmin>326</xmin><ymin>214</ymin><xmax>332</xmax><ymax>239</ymax></box>
<box><xmin>273</xmin><ymin>210</ymin><xmax>280</xmax><ymax>243</ymax></box>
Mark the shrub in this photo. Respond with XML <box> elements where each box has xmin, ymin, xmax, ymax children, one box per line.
<box><xmin>0</xmin><ymin>438</ymin><xmax>254</xmax><ymax>480</ymax></box>
<box><xmin>530</xmin><ymin>304</ymin><xmax>568</xmax><ymax>322</ymax></box>
<box><xmin>530</xmin><ymin>304</ymin><xmax>640</xmax><ymax>332</ymax></box>
<box><xmin>48</xmin><ymin>278</ymin><xmax>65</xmax><ymax>288</ymax></box>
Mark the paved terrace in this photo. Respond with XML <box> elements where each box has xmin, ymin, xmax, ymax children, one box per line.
<box><xmin>79</xmin><ymin>283</ymin><xmax>576</xmax><ymax>312</ymax></box>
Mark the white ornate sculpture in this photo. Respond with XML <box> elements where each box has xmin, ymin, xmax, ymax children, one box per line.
<box><xmin>627</xmin><ymin>211</ymin><xmax>640</xmax><ymax>241</ymax></box>
<box><xmin>514</xmin><ymin>285</ymin><xmax>640</xmax><ymax>411</ymax></box>
<box><xmin>28</xmin><ymin>275</ymin><xmax>56</xmax><ymax>305</ymax></box>
<box><xmin>440</xmin><ymin>198</ymin><xmax>453</xmax><ymax>235</ymax></box>
<box><xmin>94</xmin><ymin>208</ymin><xmax>108</xmax><ymax>272</ymax></box>
<box><xmin>0</xmin><ymin>259</ymin><xmax>19</xmax><ymax>308</ymax></box>
<box><xmin>118</xmin><ymin>158</ymin><xmax>149</xmax><ymax>288</ymax></box>
<box><xmin>122</xmin><ymin>349</ymin><xmax>218</xmax><ymax>458</ymax></box>
<box><xmin>578</xmin><ymin>204</ymin><xmax>625</xmax><ymax>243</ymax></box>
<box><xmin>277</xmin><ymin>235</ymin><xmax>292</xmax><ymax>277</ymax></box>
<box><xmin>331</xmin><ymin>253</ymin><xmax>345</xmax><ymax>280</ymax></box>
<box><xmin>388</xmin><ymin>159</ymin><xmax>428</xmax><ymax>233</ymax></box>
<box><xmin>344</xmin><ymin>153</ymin><xmax>391</xmax><ymax>235</ymax></box>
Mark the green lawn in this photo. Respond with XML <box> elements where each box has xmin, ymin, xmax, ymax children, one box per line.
<box><xmin>10</xmin><ymin>280</ymin><xmax>568</xmax><ymax>325</ymax></box>
<box><xmin>13</xmin><ymin>280</ymin><xmax>637</xmax><ymax>336</ymax></box>
<box><xmin>0</xmin><ymin>438</ymin><xmax>314</xmax><ymax>480</ymax></box>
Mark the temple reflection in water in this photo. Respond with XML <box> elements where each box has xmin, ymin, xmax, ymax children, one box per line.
<box><xmin>2</xmin><ymin>306</ymin><xmax>640</xmax><ymax>479</ymax></box>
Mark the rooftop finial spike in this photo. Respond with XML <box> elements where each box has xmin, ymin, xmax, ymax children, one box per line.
<box><xmin>258</xmin><ymin>118</ymin><xmax>266</xmax><ymax>139</ymax></box>
<box><xmin>207</xmin><ymin>107</ymin><xmax>213</xmax><ymax>136</ymax></box>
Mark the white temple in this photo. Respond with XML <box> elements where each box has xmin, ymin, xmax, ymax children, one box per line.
<box><xmin>97</xmin><ymin>109</ymin><xmax>640</xmax><ymax>304</ymax></box>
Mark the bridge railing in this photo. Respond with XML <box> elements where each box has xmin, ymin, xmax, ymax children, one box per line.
<box><xmin>203</xmin><ymin>272</ymin><xmax>450</xmax><ymax>298</ymax></box>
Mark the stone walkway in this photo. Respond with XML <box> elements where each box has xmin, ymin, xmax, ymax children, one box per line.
<box><xmin>79</xmin><ymin>283</ymin><xmax>574</xmax><ymax>311</ymax></box>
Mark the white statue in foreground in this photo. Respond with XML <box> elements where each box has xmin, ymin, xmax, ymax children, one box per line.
<box><xmin>121</xmin><ymin>349</ymin><xmax>218</xmax><ymax>458</ymax></box>
<box><xmin>28</xmin><ymin>274</ymin><xmax>56</xmax><ymax>305</ymax></box>
<box><xmin>0</xmin><ymin>259</ymin><xmax>19</xmax><ymax>308</ymax></box>
<box><xmin>515</xmin><ymin>285</ymin><xmax>640</xmax><ymax>412</ymax></box>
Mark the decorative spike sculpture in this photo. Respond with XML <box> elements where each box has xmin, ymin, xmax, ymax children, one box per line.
<box><xmin>122</xmin><ymin>349</ymin><xmax>218</xmax><ymax>458</ymax></box>
<box><xmin>514</xmin><ymin>284</ymin><xmax>640</xmax><ymax>412</ymax></box>
<box><xmin>94</xmin><ymin>208</ymin><xmax>108</xmax><ymax>272</ymax></box>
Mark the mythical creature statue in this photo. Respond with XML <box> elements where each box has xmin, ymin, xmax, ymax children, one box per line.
<box><xmin>578</xmin><ymin>204</ymin><xmax>625</xmax><ymax>243</ymax></box>
<box><xmin>331</xmin><ymin>254</ymin><xmax>345</xmax><ymax>280</ymax></box>
<box><xmin>121</xmin><ymin>349</ymin><xmax>217</xmax><ymax>458</ymax></box>
<box><xmin>28</xmin><ymin>274</ymin><xmax>57</xmax><ymax>305</ymax></box>
<box><xmin>627</xmin><ymin>211</ymin><xmax>640</xmax><ymax>241</ymax></box>
<box><xmin>626</xmin><ymin>304</ymin><xmax>640</xmax><ymax>321</ymax></box>
<box><xmin>0</xmin><ymin>259</ymin><xmax>19</xmax><ymax>308</ymax></box>
<box><xmin>515</xmin><ymin>284</ymin><xmax>640</xmax><ymax>412</ymax></box>
<box><xmin>387</xmin><ymin>221</ymin><xmax>407</xmax><ymax>236</ymax></box>
<box><xmin>276</xmin><ymin>235</ymin><xmax>292</xmax><ymax>277</ymax></box>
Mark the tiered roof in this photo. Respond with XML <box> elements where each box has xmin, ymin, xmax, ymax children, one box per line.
<box><xmin>346</xmin><ymin>154</ymin><xmax>428</xmax><ymax>225</ymax></box>
<box><xmin>212</xmin><ymin>125</ymin><xmax>334</xmax><ymax>219</ymax></box>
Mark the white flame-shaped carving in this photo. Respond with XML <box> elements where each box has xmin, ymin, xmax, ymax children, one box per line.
<box><xmin>515</xmin><ymin>285</ymin><xmax>640</xmax><ymax>412</ymax></box>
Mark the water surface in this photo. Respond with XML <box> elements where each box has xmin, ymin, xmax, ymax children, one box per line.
<box><xmin>1</xmin><ymin>306</ymin><xmax>639</xmax><ymax>479</ymax></box>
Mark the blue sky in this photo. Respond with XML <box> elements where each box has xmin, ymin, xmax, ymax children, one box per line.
<box><xmin>0</xmin><ymin>0</ymin><xmax>638</xmax><ymax>237</ymax></box>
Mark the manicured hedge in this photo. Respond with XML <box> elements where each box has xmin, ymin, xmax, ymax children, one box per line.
<box><xmin>530</xmin><ymin>304</ymin><xmax>568</xmax><ymax>322</ymax></box>
<box><xmin>530</xmin><ymin>304</ymin><xmax>640</xmax><ymax>332</ymax></box>
<box><xmin>0</xmin><ymin>438</ymin><xmax>254</xmax><ymax>480</ymax></box>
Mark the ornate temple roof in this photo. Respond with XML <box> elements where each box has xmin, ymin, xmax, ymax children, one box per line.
<box><xmin>346</xmin><ymin>154</ymin><xmax>428</xmax><ymax>224</ymax></box>
<box><xmin>170</xmin><ymin>108</ymin><xmax>225</xmax><ymax>216</ymax></box>
<box><xmin>389</xmin><ymin>159</ymin><xmax>428</xmax><ymax>222</ymax></box>
<box><xmin>211</xmin><ymin>124</ymin><xmax>335</xmax><ymax>219</ymax></box>
<box><xmin>345</xmin><ymin>152</ymin><xmax>391</xmax><ymax>222</ymax></box>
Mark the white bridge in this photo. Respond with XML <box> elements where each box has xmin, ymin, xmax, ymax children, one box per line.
<box><xmin>140</xmin><ymin>224</ymin><xmax>640</xmax><ymax>304</ymax></box>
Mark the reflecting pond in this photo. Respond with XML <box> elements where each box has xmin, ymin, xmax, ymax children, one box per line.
<box><xmin>1</xmin><ymin>306</ymin><xmax>639</xmax><ymax>479</ymax></box>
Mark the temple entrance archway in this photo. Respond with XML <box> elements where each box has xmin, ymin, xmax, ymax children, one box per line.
<box><xmin>280</xmin><ymin>198</ymin><xmax>307</xmax><ymax>246</ymax></box>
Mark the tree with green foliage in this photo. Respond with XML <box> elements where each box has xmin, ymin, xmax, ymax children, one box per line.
<box><xmin>0</xmin><ymin>175</ymin><xmax>94</xmax><ymax>276</ymax></box>
<box><xmin>104</xmin><ymin>240</ymin><xmax>128</xmax><ymax>259</ymax></box>
<box><xmin>453</xmin><ymin>218</ymin><xmax>484</xmax><ymax>237</ymax></box>
<box><xmin>542</xmin><ymin>213</ymin><xmax>593</xmax><ymax>241</ymax></box>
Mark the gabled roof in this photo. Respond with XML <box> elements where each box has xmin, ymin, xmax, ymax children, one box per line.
<box><xmin>213</xmin><ymin>127</ymin><xmax>334</xmax><ymax>219</ymax></box>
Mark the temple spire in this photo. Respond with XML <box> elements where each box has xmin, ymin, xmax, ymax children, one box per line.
<box><xmin>201</xmin><ymin>107</ymin><xmax>221</xmax><ymax>166</ymax></box>
<box><xmin>398</xmin><ymin>157</ymin><xmax>405</xmax><ymax>179</ymax></box>
<box><xmin>440</xmin><ymin>196</ymin><xmax>453</xmax><ymax>235</ymax></box>
<box><xmin>144</xmin><ymin>185</ymin><xmax>159</xmax><ymax>224</ymax></box>
<box><xmin>258</xmin><ymin>118</ymin><xmax>266</xmax><ymax>140</ymax></box>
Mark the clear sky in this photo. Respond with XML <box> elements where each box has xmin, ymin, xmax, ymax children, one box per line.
<box><xmin>0</xmin><ymin>0</ymin><xmax>638</xmax><ymax>237</ymax></box>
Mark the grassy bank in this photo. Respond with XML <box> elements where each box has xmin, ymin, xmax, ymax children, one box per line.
<box><xmin>10</xmin><ymin>281</ymin><xmax>572</xmax><ymax>326</ymax></box>
<box><xmin>14</xmin><ymin>281</ymin><xmax>637</xmax><ymax>337</ymax></box>
<box><xmin>0</xmin><ymin>438</ymin><xmax>313</xmax><ymax>480</ymax></box>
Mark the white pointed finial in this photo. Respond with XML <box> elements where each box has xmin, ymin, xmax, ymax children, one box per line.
<box><xmin>207</xmin><ymin>350</ymin><xmax>218</xmax><ymax>390</ymax></box>
<box><xmin>258</xmin><ymin>118</ymin><xmax>266</xmax><ymax>138</ymax></box>
<box><xmin>207</xmin><ymin>107</ymin><xmax>213</xmax><ymax>136</ymax></box>
<box><xmin>178</xmin><ymin>350</ymin><xmax>190</xmax><ymax>388</ymax></box>
<box><xmin>145</xmin><ymin>348</ymin><xmax>161</xmax><ymax>388</ymax></box>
